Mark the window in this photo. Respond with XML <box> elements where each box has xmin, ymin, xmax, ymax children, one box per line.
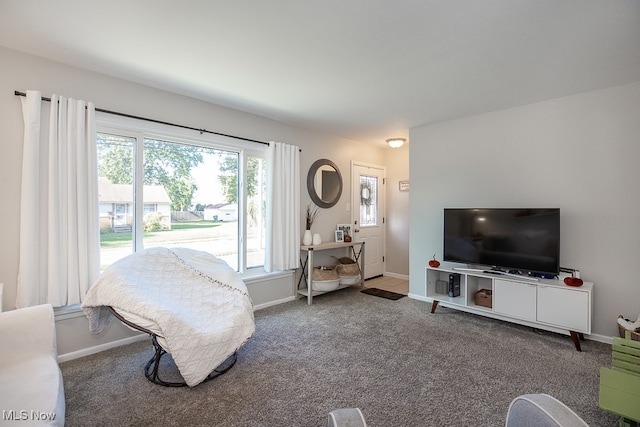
<box><xmin>359</xmin><ymin>175</ymin><xmax>379</xmax><ymax>226</ymax></box>
<box><xmin>97</xmin><ymin>127</ymin><xmax>267</xmax><ymax>274</ymax></box>
<box><xmin>143</xmin><ymin>204</ymin><xmax>157</xmax><ymax>214</ymax></box>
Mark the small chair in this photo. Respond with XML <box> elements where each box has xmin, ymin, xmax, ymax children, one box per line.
<box><xmin>328</xmin><ymin>408</ymin><xmax>367</xmax><ymax>427</ymax></box>
<box><xmin>599</xmin><ymin>331</ymin><xmax>640</xmax><ymax>426</ymax></box>
<box><xmin>505</xmin><ymin>394</ymin><xmax>589</xmax><ymax>427</ymax></box>
<box><xmin>82</xmin><ymin>247</ymin><xmax>255</xmax><ymax>387</ymax></box>
<box><xmin>329</xmin><ymin>396</ymin><xmax>588</xmax><ymax>427</ymax></box>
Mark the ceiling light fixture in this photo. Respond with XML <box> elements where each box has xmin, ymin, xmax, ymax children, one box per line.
<box><xmin>386</xmin><ymin>138</ymin><xmax>406</xmax><ymax>148</ymax></box>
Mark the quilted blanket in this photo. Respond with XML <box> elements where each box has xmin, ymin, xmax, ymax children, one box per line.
<box><xmin>82</xmin><ymin>247</ymin><xmax>255</xmax><ymax>387</ymax></box>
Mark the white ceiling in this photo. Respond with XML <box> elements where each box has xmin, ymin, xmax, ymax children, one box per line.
<box><xmin>1</xmin><ymin>1</ymin><xmax>639</xmax><ymax>147</ymax></box>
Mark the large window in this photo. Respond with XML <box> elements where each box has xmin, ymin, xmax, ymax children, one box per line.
<box><xmin>97</xmin><ymin>129</ymin><xmax>267</xmax><ymax>273</ymax></box>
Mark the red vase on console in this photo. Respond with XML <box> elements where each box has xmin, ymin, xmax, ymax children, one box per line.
<box><xmin>428</xmin><ymin>254</ymin><xmax>440</xmax><ymax>268</ymax></box>
<box><xmin>564</xmin><ymin>270</ymin><xmax>583</xmax><ymax>287</ymax></box>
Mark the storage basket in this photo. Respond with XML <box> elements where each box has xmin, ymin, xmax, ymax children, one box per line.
<box><xmin>435</xmin><ymin>280</ymin><xmax>448</xmax><ymax>295</ymax></box>
<box><xmin>474</xmin><ymin>289</ymin><xmax>493</xmax><ymax>308</ymax></box>
<box><xmin>338</xmin><ymin>275</ymin><xmax>361</xmax><ymax>285</ymax></box>
<box><xmin>335</xmin><ymin>259</ymin><xmax>361</xmax><ymax>285</ymax></box>
<box><xmin>312</xmin><ymin>266</ymin><xmax>340</xmax><ymax>292</ymax></box>
<box><xmin>617</xmin><ymin>316</ymin><xmax>640</xmax><ymax>341</ymax></box>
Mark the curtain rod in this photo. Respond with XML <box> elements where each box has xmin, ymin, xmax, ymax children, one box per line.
<box><xmin>14</xmin><ymin>90</ymin><xmax>270</xmax><ymax>147</ymax></box>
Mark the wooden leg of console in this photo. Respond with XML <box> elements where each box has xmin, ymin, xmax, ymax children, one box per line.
<box><xmin>430</xmin><ymin>300</ymin><xmax>439</xmax><ymax>314</ymax></box>
<box><xmin>570</xmin><ymin>331</ymin><xmax>582</xmax><ymax>352</ymax></box>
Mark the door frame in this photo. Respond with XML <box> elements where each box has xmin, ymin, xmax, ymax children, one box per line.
<box><xmin>350</xmin><ymin>161</ymin><xmax>386</xmax><ymax>278</ymax></box>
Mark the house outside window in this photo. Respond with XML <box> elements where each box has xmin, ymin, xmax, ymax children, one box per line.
<box><xmin>114</xmin><ymin>203</ymin><xmax>128</xmax><ymax>227</ymax></box>
<box><xmin>143</xmin><ymin>203</ymin><xmax>157</xmax><ymax>215</ymax></box>
<box><xmin>96</xmin><ymin>125</ymin><xmax>267</xmax><ymax>274</ymax></box>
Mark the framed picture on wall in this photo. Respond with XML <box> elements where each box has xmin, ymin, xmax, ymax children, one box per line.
<box><xmin>335</xmin><ymin>230</ymin><xmax>344</xmax><ymax>242</ymax></box>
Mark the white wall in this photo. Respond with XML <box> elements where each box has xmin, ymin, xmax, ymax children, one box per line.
<box><xmin>409</xmin><ymin>81</ymin><xmax>640</xmax><ymax>339</ymax></box>
<box><xmin>0</xmin><ymin>46</ymin><xmax>388</xmax><ymax>355</ymax></box>
<box><xmin>384</xmin><ymin>144</ymin><xmax>410</xmax><ymax>277</ymax></box>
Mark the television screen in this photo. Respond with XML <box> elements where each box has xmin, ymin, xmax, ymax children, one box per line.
<box><xmin>443</xmin><ymin>208</ymin><xmax>560</xmax><ymax>275</ymax></box>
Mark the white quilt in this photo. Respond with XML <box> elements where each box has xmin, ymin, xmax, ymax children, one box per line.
<box><xmin>82</xmin><ymin>247</ymin><xmax>255</xmax><ymax>387</ymax></box>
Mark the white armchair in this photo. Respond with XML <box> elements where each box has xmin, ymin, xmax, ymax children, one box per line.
<box><xmin>0</xmin><ymin>304</ymin><xmax>65</xmax><ymax>426</ymax></box>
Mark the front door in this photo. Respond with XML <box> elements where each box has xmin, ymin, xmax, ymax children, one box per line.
<box><xmin>351</xmin><ymin>163</ymin><xmax>385</xmax><ymax>279</ymax></box>
<box><xmin>114</xmin><ymin>203</ymin><xmax>127</xmax><ymax>226</ymax></box>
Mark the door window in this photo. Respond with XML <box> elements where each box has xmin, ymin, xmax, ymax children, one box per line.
<box><xmin>359</xmin><ymin>175</ymin><xmax>379</xmax><ymax>226</ymax></box>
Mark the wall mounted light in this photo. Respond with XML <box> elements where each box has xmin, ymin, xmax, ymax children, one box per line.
<box><xmin>386</xmin><ymin>138</ymin><xmax>406</xmax><ymax>148</ymax></box>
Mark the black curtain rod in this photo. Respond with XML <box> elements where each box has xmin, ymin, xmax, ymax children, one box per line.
<box><xmin>14</xmin><ymin>90</ymin><xmax>270</xmax><ymax>147</ymax></box>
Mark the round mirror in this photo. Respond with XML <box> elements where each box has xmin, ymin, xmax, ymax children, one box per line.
<box><xmin>307</xmin><ymin>159</ymin><xmax>342</xmax><ymax>208</ymax></box>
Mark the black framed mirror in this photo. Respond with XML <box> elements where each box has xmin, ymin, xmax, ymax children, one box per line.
<box><xmin>307</xmin><ymin>159</ymin><xmax>342</xmax><ymax>208</ymax></box>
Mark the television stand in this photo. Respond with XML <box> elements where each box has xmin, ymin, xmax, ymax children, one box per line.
<box><xmin>482</xmin><ymin>270</ymin><xmax>539</xmax><ymax>281</ymax></box>
<box><xmin>453</xmin><ymin>267</ymin><xmax>538</xmax><ymax>281</ymax></box>
<box><xmin>427</xmin><ymin>265</ymin><xmax>592</xmax><ymax>351</ymax></box>
<box><xmin>452</xmin><ymin>267</ymin><xmax>486</xmax><ymax>273</ymax></box>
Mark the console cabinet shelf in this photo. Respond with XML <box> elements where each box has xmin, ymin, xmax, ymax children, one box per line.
<box><xmin>426</xmin><ymin>266</ymin><xmax>592</xmax><ymax>351</ymax></box>
<box><xmin>297</xmin><ymin>241</ymin><xmax>365</xmax><ymax>305</ymax></box>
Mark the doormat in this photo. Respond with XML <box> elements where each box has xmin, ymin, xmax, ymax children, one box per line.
<box><xmin>361</xmin><ymin>288</ymin><xmax>406</xmax><ymax>300</ymax></box>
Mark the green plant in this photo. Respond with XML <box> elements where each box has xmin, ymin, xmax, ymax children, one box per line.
<box><xmin>143</xmin><ymin>212</ymin><xmax>167</xmax><ymax>232</ymax></box>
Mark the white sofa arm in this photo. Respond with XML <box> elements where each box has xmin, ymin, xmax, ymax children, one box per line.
<box><xmin>0</xmin><ymin>304</ymin><xmax>57</xmax><ymax>364</ymax></box>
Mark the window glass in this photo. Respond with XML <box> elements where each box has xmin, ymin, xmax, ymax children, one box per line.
<box><xmin>246</xmin><ymin>155</ymin><xmax>267</xmax><ymax>269</ymax></box>
<box><xmin>143</xmin><ymin>204</ymin><xmax>156</xmax><ymax>214</ymax></box>
<box><xmin>97</xmin><ymin>133</ymin><xmax>135</xmax><ymax>271</ymax></box>
<box><xmin>140</xmin><ymin>138</ymin><xmax>240</xmax><ymax>270</ymax></box>
<box><xmin>359</xmin><ymin>175</ymin><xmax>378</xmax><ymax>226</ymax></box>
<box><xmin>97</xmin><ymin>131</ymin><xmax>265</xmax><ymax>273</ymax></box>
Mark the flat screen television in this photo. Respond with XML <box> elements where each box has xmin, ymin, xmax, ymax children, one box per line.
<box><xmin>443</xmin><ymin>208</ymin><xmax>560</xmax><ymax>275</ymax></box>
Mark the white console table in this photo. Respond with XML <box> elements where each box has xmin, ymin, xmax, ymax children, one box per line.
<box><xmin>298</xmin><ymin>241</ymin><xmax>365</xmax><ymax>305</ymax></box>
<box><xmin>426</xmin><ymin>265</ymin><xmax>592</xmax><ymax>351</ymax></box>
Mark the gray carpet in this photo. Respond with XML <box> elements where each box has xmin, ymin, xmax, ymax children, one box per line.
<box><xmin>60</xmin><ymin>287</ymin><xmax>619</xmax><ymax>426</ymax></box>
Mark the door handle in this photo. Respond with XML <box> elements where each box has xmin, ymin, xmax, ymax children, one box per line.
<box><xmin>354</xmin><ymin>229</ymin><xmax>360</xmax><ymax>233</ymax></box>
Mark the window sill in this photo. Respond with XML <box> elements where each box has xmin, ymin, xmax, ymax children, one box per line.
<box><xmin>54</xmin><ymin>304</ymin><xmax>84</xmax><ymax>321</ymax></box>
<box><xmin>54</xmin><ymin>269</ymin><xmax>294</xmax><ymax>321</ymax></box>
<box><xmin>241</xmin><ymin>268</ymin><xmax>294</xmax><ymax>284</ymax></box>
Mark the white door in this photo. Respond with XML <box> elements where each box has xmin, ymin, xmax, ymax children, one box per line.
<box><xmin>114</xmin><ymin>203</ymin><xmax>127</xmax><ymax>226</ymax></box>
<box><xmin>352</xmin><ymin>163</ymin><xmax>385</xmax><ymax>279</ymax></box>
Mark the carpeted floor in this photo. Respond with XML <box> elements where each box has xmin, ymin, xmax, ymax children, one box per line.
<box><xmin>60</xmin><ymin>287</ymin><xmax>619</xmax><ymax>426</ymax></box>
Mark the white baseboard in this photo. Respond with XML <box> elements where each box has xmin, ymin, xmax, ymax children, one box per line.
<box><xmin>57</xmin><ymin>333</ymin><xmax>148</xmax><ymax>363</ymax></box>
<box><xmin>58</xmin><ymin>292</ymin><xmax>612</xmax><ymax>364</ymax></box>
<box><xmin>253</xmin><ymin>296</ymin><xmax>296</xmax><ymax>311</ymax></box>
<box><xmin>383</xmin><ymin>272</ymin><xmax>409</xmax><ymax>281</ymax></box>
<box><xmin>408</xmin><ymin>293</ymin><xmax>429</xmax><ymax>302</ymax></box>
<box><xmin>587</xmin><ymin>333</ymin><xmax>613</xmax><ymax>345</ymax></box>
<box><xmin>56</xmin><ymin>295</ymin><xmax>297</xmax><ymax>363</ymax></box>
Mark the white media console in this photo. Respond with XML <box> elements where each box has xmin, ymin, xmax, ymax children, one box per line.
<box><xmin>425</xmin><ymin>265</ymin><xmax>592</xmax><ymax>351</ymax></box>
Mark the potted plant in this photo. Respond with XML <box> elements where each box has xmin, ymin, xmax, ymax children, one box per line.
<box><xmin>304</xmin><ymin>204</ymin><xmax>319</xmax><ymax>245</ymax></box>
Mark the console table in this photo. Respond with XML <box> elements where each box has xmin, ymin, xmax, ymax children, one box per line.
<box><xmin>298</xmin><ymin>241</ymin><xmax>365</xmax><ymax>305</ymax></box>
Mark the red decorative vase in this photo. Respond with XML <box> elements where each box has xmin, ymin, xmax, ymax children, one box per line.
<box><xmin>564</xmin><ymin>277</ymin><xmax>584</xmax><ymax>287</ymax></box>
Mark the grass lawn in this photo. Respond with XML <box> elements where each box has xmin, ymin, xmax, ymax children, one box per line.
<box><xmin>170</xmin><ymin>221</ymin><xmax>221</xmax><ymax>230</ymax></box>
<box><xmin>100</xmin><ymin>221</ymin><xmax>222</xmax><ymax>248</ymax></box>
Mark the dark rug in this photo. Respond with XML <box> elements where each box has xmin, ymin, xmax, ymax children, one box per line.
<box><xmin>361</xmin><ymin>287</ymin><xmax>406</xmax><ymax>300</ymax></box>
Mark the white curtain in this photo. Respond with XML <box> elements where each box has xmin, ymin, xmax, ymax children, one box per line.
<box><xmin>16</xmin><ymin>90</ymin><xmax>100</xmax><ymax>308</ymax></box>
<box><xmin>265</xmin><ymin>142</ymin><xmax>300</xmax><ymax>272</ymax></box>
